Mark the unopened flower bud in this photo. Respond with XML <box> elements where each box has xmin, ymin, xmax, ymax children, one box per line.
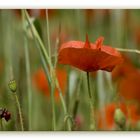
<box><xmin>114</xmin><ymin>108</ymin><xmax>126</xmax><ymax>127</ymax></box>
<box><xmin>0</xmin><ymin>108</ymin><xmax>11</xmax><ymax>122</ymax></box>
<box><xmin>8</xmin><ymin>79</ymin><xmax>17</xmax><ymax>93</ymax></box>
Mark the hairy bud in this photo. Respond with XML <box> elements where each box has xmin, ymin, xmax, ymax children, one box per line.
<box><xmin>114</xmin><ymin>108</ymin><xmax>126</xmax><ymax>127</ymax></box>
<box><xmin>8</xmin><ymin>79</ymin><xmax>17</xmax><ymax>93</ymax></box>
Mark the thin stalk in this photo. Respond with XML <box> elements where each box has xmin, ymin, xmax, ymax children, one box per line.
<box><xmin>14</xmin><ymin>93</ymin><xmax>24</xmax><ymax>131</ymax></box>
<box><xmin>46</xmin><ymin>9</ymin><xmax>56</xmax><ymax>130</ymax></box>
<box><xmin>24</xmin><ymin>10</ymin><xmax>71</xmax><ymax>130</ymax></box>
<box><xmin>46</xmin><ymin>9</ymin><xmax>51</xmax><ymax>59</ymax></box>
<box><xmin>86</xmin><ymin>72</ymin><xmax>96</xmax><ymax>130</ymax></box>
<box><xmin>24</xmin><ymin>10</ymin><xmax>52</xmax><ymax>68</ymax></box>
<box><xmin>23</xmin><ymin>10</ymin><xmax>51</xmax><ymax>85</ymax></box>
<box><xmin>50</xmin><ymin>71</ymin><xmax>56</xmax><ymax>130</ymax></box>
<box><xmin>66</xmin><ymin>68</ymin><xmax>70</xmax><ymax>112</ymax></box>
<box><xmin>23</xmin><ymin>9</ymin><xmax>56</xmax><ymax>130</ymax></box>
<box><xmin>54</xmin><ymin>23</ymin><xmax>61</xmax><ymax>68</ymax></box>
<box><xmin>116</xmin><ymin>48</ymin><xmax>140</xmax><ymax>54</ymax></box>
<box><xmin>55</xmin><ymin>78</ymin><xmax>71</xmax><ymax>131</ymax></box>
<box><xmin>21</xmin><ymin>10</ymin><xmax>32</xmax><ymax>131</ymax></box>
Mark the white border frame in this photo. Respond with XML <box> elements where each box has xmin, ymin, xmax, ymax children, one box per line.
<box><xmin>0</xmin><ymin>0</ymin><xmax>140</xmax><ymax>8</ymax></box>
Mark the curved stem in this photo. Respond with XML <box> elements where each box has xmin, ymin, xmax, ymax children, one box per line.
<box><xmin>24</xmin><ymin>10</ymin><xmax>52</xmax><ymax>68</ymax></box>
<box><xmin>86</xmin><ymin>72</ymin><xmax>96</xmax><ymax>130</ymax></box>
<box><xmin>14</xmin><ymin>93</ymin><xmax>24</xmax><ymax>131</ymax></box>
<box><xmin>24</xmin><ymin>10</ymin><xmax>71</xmax><ymax>131</ymax></box>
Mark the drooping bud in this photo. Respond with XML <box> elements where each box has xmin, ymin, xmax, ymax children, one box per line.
<box><xmin>8</xmin><ymin>79</ymin><xmax>17</xmax><ymax>93</ymax></box>
<box><xmin>114</xmin><ymin>108</ymin><xmax>126</xmax><ymax>127</ymax></box>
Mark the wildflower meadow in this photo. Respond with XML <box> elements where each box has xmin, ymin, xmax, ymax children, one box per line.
<box><xmin>0</xmin><ymin>9</ymin><xmax>140</xmax><ymax>131</ymax></box>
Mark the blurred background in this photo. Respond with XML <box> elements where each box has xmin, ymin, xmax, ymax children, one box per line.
<box><xmin>0</xmin><ymin>9</ymin><xmax>140</xmax><ymax>131</ymax></box>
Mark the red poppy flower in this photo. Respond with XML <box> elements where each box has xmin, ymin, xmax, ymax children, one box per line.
<box><xmin>97</xmin><ymin>103</ymin><xmax>140</xmax><ymax>130</ymax></box>
<box><xmin>32</xmin><ymin>67</ymin><xmax>67</xmax><ymax>101</ymax></box>
<box><xmin>58</xmin><ymin>35</ymin><xmax>123</xmax><ymax>72</ymax></box>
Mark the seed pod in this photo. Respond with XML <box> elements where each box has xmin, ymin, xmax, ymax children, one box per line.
<box><xmin>114</xmin><ymin>108</ymin><xmax>126</xmax><ymax>127</ymax></box>
<box><xmin>8</xmin><ymin>79</ymin><xmax>17</xmax><ymax>93</ymax></box>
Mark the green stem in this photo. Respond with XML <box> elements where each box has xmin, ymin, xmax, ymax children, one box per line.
<box><xmin>66</xmin><ymin>68</ymin><xmax>70</xmax><ymax>113</ymax></box>
<box><xmin>45</xmin><ymin>10</ymin><xmax>56</xmax><ymax>130</ymax></box>
<box><xmin>14</xmin><ymin>93</ymin><xmax>24</xmax><ymax>131</ymax></box>
<box><xmin>54</xmin><ymin>23</ymin><xmax>61</xmax><ymax>68</ymax></box>
<box><xmin>86</xmin><ymin>72</ymin><xmax>96</xmax><ymax>130</ymax></box>
<box><xmin>50</xmin><ymin>72</ymin><xmax>56</xmax><ymax>130</ymax></box>
<box><xmin>23</xmin><ymin>10</ymin><xmax>51</xmax><ymax>86</ymax></box>
<box><xmin>116</xmin><ymin>48</ymin><xmax>140</xmax><ymax>54</ymax></box>
<box><xmin>55</xmin><ymin>78</ymin><xmax>71</xmax><ymax>131</ymax></box>
<box><xmin>21</xmin><ymin>10</ymin><xmax>32</xmax><ymax>131</ymax></box>
<box><xmin>46</xmin><ymin>9</ymin><xmax>51</xmax><ymax>59</ymax></box>
<box><xmin>24</xmin><ymin>10</ymin><xmax>52</xmax><ymax>68</ymax></box>
<box><xmin>24</xmin><ymin>9</ymin><xmax>71</xmax><ymax>131</ymax></box>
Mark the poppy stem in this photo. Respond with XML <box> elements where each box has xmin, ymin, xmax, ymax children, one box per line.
<box><xmin>14</xmin><ymin>93</ymin><xmax>24</xmax><ymax>131</ymax></box>
<box><xmin>87</xmin><ymin>72</ymin><xmax>92</xmax><ymax>99</ymax></box>
<box><xmin>86</xmin><ymin>72</ymin><xmax>96</xmax><ymax>130</ymax></box>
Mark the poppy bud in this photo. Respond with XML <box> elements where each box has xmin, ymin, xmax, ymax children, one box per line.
<box><xmin>0</xmin><ymin>108</ymin><xmax>11</xmax><ymax>122</ymax></box>
<box><xmin>114</xmin><ymin>108</ymin><xmax>126</xmax><ymax>127</ymax></box>
<box><xmin>8</xmin><ymin>79</ymin><xmax>17</xmax><ymax>93</ymax></box>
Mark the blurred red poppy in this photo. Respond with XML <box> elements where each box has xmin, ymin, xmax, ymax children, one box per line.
<box><xmin>32</xmin><ymin>67</ymin><xmax>67</xmax><ymax>101</ymax></box>
<box><xmin>112</xmin><ymin>54</ymin><xmax>137</xmax><ymax>80</ymax></box>
<box><xmin>112</xmin><ymin>55</ymin><xmax>140</xmax><ymax>102</ymax></box>
<box><xmin>119</xmin><ymin>72</ymin><xmax>140</xmax><ymax>101</ymax></box>
<box><xmin>58</xmin><ymin>35</ymin><xmax>123</xmax><ymax>72</ymax></box>
<box><xmin>97</xmin><ymin>103</ymin><xmax>140</xmax><ymax>130</ymax></box>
